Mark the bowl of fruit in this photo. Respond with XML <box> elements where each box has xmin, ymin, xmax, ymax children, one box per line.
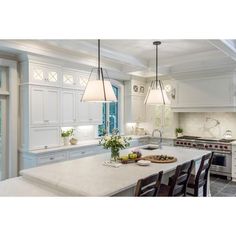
<box><xmin>118</xmin><ymin>152</ymin><xmax>139</xmax><ymax>164</ymax></box>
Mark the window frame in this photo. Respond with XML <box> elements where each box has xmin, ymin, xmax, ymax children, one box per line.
<box><xmin>0</xmin><ymin>58</ymin><xmax>18</xmax><ymax>179</ymax></box>
<box><xmin>97</xmin><ymin>79</ymin><xmax>124</xmax><ymax>136</ymax></box>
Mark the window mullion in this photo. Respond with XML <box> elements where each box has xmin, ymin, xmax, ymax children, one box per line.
<box><xmin>106</xmin><ymin>103</ymin><xmax>110</xmax><ymax>134</ymax></box>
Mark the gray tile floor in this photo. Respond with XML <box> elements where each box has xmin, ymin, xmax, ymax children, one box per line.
<box><xmin>210</xmin><ymin>175</ymin><xmax>236</xmax><ymax>197</ymax></box>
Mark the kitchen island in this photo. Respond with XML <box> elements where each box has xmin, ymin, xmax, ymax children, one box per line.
<box><xmin>0</xmin><ymin>146</ymin><xmax>210</xmax><ymax>196</ymax></box>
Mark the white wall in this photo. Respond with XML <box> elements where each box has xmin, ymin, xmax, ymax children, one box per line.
<box><xmin>179</xmin><ymin>112</ymin><xmax>236</xmax><ymax>138</ymax></box>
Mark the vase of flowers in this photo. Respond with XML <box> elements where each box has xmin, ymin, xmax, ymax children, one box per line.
<box><xmin>99</xmin><ymin>129</ymin><xmax>131</xmax><ymax>162</ymax></box>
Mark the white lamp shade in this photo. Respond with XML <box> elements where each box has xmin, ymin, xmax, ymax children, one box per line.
<box><xmin>144</xmin><ymin>87</ymin><xmax>170</xmax><ymax>105</ymax></box>
<box><xmin>81</xmin><ymin>80</ymin><xmax>117</xmax><ymax>102</ymax></box>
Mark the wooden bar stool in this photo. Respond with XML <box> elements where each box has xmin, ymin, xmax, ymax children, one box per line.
<box><xmin>135</xmin><ymin>171</ymin><xmax>163</xmax><ymax>197</ymax></box>
<box><xmin>158</xmin><ymin>160</ymin><xmax>194</xmax><ymax>197</ymax></box>
<box><xmin>187</xmin><ymin>153</ymin><xmax>213</xmax><ymax>197</ymax></box>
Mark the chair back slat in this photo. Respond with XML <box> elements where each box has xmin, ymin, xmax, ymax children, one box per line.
<box><xmin>168</xmin><ymin>160</ymin><xmax>194</xmax><ymax>196</ymax></box>
<box><xmin>135</xmin><ymin>171</ymin><xmax>163</xmax><ymax>197</ymax></box>
<box><xmin>195</xmin><ymin>153</ymin><xmax>213</xmax><ymax>188</ymax></box>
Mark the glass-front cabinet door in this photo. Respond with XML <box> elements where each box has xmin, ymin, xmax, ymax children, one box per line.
<box><xmin>30</xmin><ymin>63</ymin><xmax>60</xmax><ymax>86</ymax></box>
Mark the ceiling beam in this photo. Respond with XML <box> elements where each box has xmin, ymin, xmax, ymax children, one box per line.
<box><xmin>208</xmin><ymin>39</ymin><xmax>236</xmax><ymax>61</ymax></box>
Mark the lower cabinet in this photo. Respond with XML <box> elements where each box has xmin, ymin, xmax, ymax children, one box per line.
<box><xmin>20</xmin><ymin>145</ymin><xmax>107</xmax><ymax>170</ymax></box>
<box><xmin>19</xmin><ymin>137</ymin><xmax>151</xmax><ymax>170</ymax></box>
<box><xmin>232</xmin><ymin>145</ymin><xmax>236</xmax><ymax>181</ymax></box>
<box><xmin>37</xmin><ymin>152</ymin><xmax>67</xmax><ymax>166</ymax></box>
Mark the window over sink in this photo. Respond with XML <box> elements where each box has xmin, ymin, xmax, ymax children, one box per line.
<box><xmin>98</xmin><ymin>85</ymin><xmax>119</xmax><ymax>136</ymax></box>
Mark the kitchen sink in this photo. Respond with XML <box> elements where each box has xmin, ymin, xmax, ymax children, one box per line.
<box><xmin>141</xmin><ymin>146</ymin><xmax>159</xmax><ymax>150</ymax></box>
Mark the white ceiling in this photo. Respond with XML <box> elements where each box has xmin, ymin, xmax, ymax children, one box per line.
<box><xmin>0</xmin><ymin>39</ymin><xmax>236</xmax><ymax>80</ymax></box>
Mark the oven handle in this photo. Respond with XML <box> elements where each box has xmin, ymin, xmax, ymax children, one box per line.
<box><xmin>213</xmin><ymin>151</ymin><xmax>232</xmax><ymax>155</ymax></box>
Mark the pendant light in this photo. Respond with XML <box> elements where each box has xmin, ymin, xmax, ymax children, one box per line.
<box><xmin>81</xmin><ymin>39</ymin><xmax>117</xmax><ymax>103</ymax></box>
<box><xmin>144</xmin><ymin>41</ymin><xmax>170</xmax><ymax>105</ymax></box>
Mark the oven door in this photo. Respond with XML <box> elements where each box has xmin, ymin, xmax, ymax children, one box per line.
<box><xmin>210</xmin><ymin>152</ymin><xmax>231</xmax><ymax>176</ymax></box>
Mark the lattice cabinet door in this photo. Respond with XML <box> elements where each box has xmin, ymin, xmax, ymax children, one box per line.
<box><xmin>62</xmin><ymin>70</ymin><xmax>78</xmax><ymax>88</ymax></box>
<box><xmin>45</xmin><ymin>68</ymin><xmax>60</xmax><ymax>86</ymax></box>
<box><xmin>29</xmin><ymin>62</ymin><xmax>61</xmax><ymax>86</ymax></box>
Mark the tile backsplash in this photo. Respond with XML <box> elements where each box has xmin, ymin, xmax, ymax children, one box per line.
<box><xmin>179</xmin><ymin>112</ymin><xmax>236</xmax><ymax>138</ymax></box>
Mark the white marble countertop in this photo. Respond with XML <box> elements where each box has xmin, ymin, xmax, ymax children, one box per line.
<box><xmin>0</xmin><ymin>177</ymin><xmax>65</xmax><ymax>196</ymax></box>
<box><xmin>20</xmin><ymin>145</ymin><xmax>210</xmax><ymax>196</ymax></box>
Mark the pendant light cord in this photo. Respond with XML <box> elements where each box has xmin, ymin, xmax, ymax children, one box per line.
<box><xmin>156</xmin><ymin>43</ymin><xmax>158</xmax><ymax>89</ymax></box>
<box><xmin>98</xmin><ymin>39</ymin><xmax>107</xmax><ymax>102</ymax></box>
<box><xmin>155</xmin><ymin>41</ymin><xmax>165</xmax><ymax>105</ymax></box>
<box><xmin>98</xmin><ymin>39</ymin><xmax>100</xmax><ymax>80</ymax></box>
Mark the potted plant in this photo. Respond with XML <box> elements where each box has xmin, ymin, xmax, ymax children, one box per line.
<box><xmin>61</xmin><ymin>128</ymin><xmax>74</xmax><ymax>146</ymax></box>
<box><xmin>99</xmin><ymin>129</ymin><xmax>132</xmax><ymax>162</ymax></box>
<box><xmin>175</xmin><ymin>128</ymin><xmax>183</xmax><ymax>138</ymax></box>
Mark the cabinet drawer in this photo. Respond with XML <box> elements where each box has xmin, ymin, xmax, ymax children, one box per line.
<box><xmin>69</xmin><ymin>149</ymin><xmax>94</xmax><ymax>160</ymax></box>
<box><xmin>37</xmin><ymin>153</ymin><xmax>67</xmax><ymax>166</ymax></box>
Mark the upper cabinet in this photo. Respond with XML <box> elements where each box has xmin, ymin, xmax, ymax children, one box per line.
<box><xmin>29</xmin><ymin>62</ymin><xmax>61</xmax><ymax>86</ymax></box>
<box><xmin>62</xmin><ymin>70</ymin><xmax>78</xmax><ymax>88</ymax></box>
<box><xmin>171</xmin><ymin>74</ymin><xmax>236</xmax><ymax>112</ymax></box>
<box><xmin>31</xmin><ymin>86</ymin><xmax>60</xmax><ymax>126</ymax></box>
<box><xmin>61</xmin><ymin>89</ymin><xmax>76</xmax><ymax>124</ymax></box>
<box><xmin>61</xmin><ymin>91</ymin><xmax>102</xmax><ymax>126</ymax></box>
<box><xmin>76</xmin><ymin>93</ymin><xmax>102</xmax><ymax>125</ymax></box>
<box><xmin>125</xmin><ymin>79</ymin><xmax>146</xmax><ymax>123</ymax></box>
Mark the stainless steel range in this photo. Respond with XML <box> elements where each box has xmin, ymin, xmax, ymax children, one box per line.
<box><xmin>174</xmin><ymin>136</ymin><xmax>235</xmax><ymax>178</ymax></box>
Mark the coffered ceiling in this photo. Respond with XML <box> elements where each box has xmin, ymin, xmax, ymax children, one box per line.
<box><xmin>0</xmin><ymin>39</ymin><xmax>236</xmax><ymax>80</ymax></box>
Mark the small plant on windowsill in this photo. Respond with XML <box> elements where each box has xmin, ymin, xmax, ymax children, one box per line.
<box><xmin>99</xmin><ymin>129</ymin><xmax>132</xmax><ymax>162</ymax></box>
<box><xmin>175</xmin><ymin>128</ymin><xmax>183</xmax><ymax>138</ymax></box>
<box><xmin>61</xmin><ymin>128</ymin><xmax>74</xmax><ymax>146</ymax></box>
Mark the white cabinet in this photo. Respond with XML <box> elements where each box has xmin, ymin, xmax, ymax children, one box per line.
<box><xmin>62</xmin><ymin>70</ymin><xmax>78</xmax><ymax>88</ymax></box>
<box><xmin>171</xmin><ymin>75</ymin><xmax>236</xmax><ymax>112</ymax></box>
<box><xmin>61</xmin><ymin>90</ymin><xmax>76</xmax><ymax>124</ymax></box>
<box><xmin>124</xmin><ymin>79</ymin><xmax>146</xmax><ymax>123</ymax></box>
<box><xmin>76</xmin><ymin>93</ymin><xmax>102</xmax><ymax>125</ymax></box>
<box><xmin>30</xmin><ymin>62</ymin><xmax>61</xmax><ymax>86</ymax></box>
<box><xmin>31</xmin><ymin>86</ymin><xmax>60</xmax><ymax>126</ymax></box>
<box><xmin>88</xmin><ymin>102</ymin><xmax>102</xmax><ymax>124</ymax></box>
<box><xmin>232</xmin><ymin>144</ymin><xmax>236</xmax><ymax>181</ymax></box>
<box><xmin>37</xmin><ymin>152</ymin><xmax>67</xmax><ymax>166</ymax></box>
<box><xmin>30</xmin><ymin>127</ymin><xmax>61</xmax><ymax>149</ymax></box>
<box><xmin>76</xmin><ymin>92</ymin><xmax>89</xmax><ymax>124</ymax></box>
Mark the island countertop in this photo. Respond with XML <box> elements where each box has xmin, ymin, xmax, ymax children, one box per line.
<box><xmin>20</xmin><ymin>146</ymin><xmax>211</xmax><ymax>197</ymax></box>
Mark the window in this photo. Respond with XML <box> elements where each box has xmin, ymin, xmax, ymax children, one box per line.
<box><xmin>98</xmin><ymin>85</ymin><xmax>119</xmax><ymax>136</ymax></box>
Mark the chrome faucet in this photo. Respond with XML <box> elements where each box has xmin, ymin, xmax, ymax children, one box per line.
<box><xmin>152</xmin><ymin>129</ymin><xmax>163</xmax><ymax>148</ymax></box>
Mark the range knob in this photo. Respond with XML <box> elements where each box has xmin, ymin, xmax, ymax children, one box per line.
<box><xmin>205</xmin><ymin>145</ymin><xmax>208</xmax><ymax>149</ymax></box>
<box><xmin>188</xmin><ymin>143</ymin><xmax>191</xmax><ymax>146</ymax></box>
<box><xmin>209</xmin><ymin>145</ymin><xmax>212</xmax><ymax>148</ymax></box>
<box><xmin>224</xmin><ymin>146</ymin><xmax>228</xmax><ymax>149</ymax></box>
<box><xmin>193</xmin><ymin>144</ymin><xmax>196</xmax><ymax>147</ymax></box>
<box><xmin>184</xmin><ymin>142</ymin><xmax>187</xmax><ymax>145</ymax></box>
<box><xmin>180</xmin><ymin>142</ymin><xmax>183</xmax><ymax>145</ymax></box>
<box><xmin>176</xmin><ymin>141</ymin><xmax>179</xmax><ymax>144</ymax></box>
<box><xmin>220</xmin><ymin>146</ymin><xmax>223</xmax><ymax>149</ymax></box>
<box><xmin>215</xmin><ymin>145</ymin><xmax>218</xmax><ymax>148</ymax></box>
